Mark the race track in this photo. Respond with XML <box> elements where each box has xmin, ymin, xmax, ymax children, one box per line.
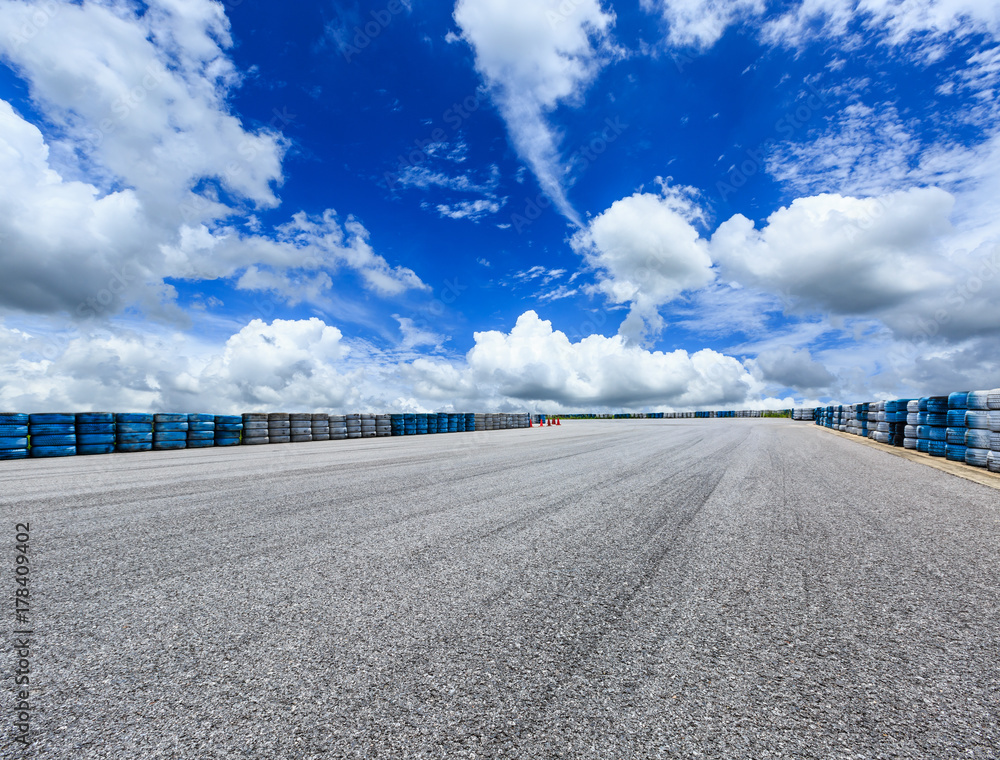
<box><xmin>3</xmin><ymin>420</ymin><xmax>999</xmax><ymax>759</ymax></box>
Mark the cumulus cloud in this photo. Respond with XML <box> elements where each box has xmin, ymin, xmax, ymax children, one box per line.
<box><xmin>710</xmin><ymin>188</ymin><xmax>955</xmax><ymax>315</ymax></box>
<box><xmin>453</xmin><ymin>0</ymin><xmax>616</xmax><ymax>225</ymax></box>
<box><xmin>752</xmin><ymin>345</ymin><xmax>837</xmax><ymax>391</ymax></box>
<box><xmin>0</xmin><ymin>0</ymin><xmax>424</xmax><ymax>321</ymax></box>
<box><xmin>571</xmin><ymin>184</ymin><xmax>715</xmax><ymax>344</ymax></box>
<box><xmin>0</xmin><ymin>312</ymin><xmax>762</xmax><ymax>413</ymax></box>
<box><xmin>464</xmin><ymin>311</ymin><xmax>752</xmax><ymax>409</ymax></box>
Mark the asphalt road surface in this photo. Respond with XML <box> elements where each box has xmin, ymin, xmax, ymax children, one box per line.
<box><xmin>2</xmin><ymin>420</ymin><xmax>999</xmax><ymax>759</ymax></box>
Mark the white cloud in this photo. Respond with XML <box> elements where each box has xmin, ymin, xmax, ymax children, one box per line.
<box><xmin>0</xmin><ymin>312</ymin><xmax>763</xmax><ymax>413</ymax></box>
<box><xmin>751</xmin><ymin>345</ymin><xmax>837</xmax><ymax>391</ymax></box>
<box><xmin>764</xmin><ymin>0</ymin><xmax>1000</xmax><ymax>49</ymax></box>
<box><xmin>464</xmin><ymin>311</ymin><xmax>753</xmax><ymax>408</ymax></box>
<box><xmin>453</xmin><ymin>0</ymin><xmax>616</xmax><ymax>225</ymax></box>
<box><xmin>711</xmin><ymin>188</ymin><xmax>955</xmax><ymax>315</ymax></box>
<box><xmin>0</xmin><ymin>0</ymin><xmax>425</xmax><ymax>321</ymax></box>
<box><xmin>570</xmin><ymin>183</ymin><xmax>715</xmax><ymax>344</ymax></box>
<box><xmin>640</xmin><ymin>0</ymin><xmax>765</xmax><ymax>49</ymax></box>
<box><xmin>435</xmin><ymin>198</ymin><xmax>505</xmax><ymax>221</ymax></box>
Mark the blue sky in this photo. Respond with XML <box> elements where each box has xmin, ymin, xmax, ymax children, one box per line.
<box><xmin>1</xmin><ymin>0</ymin><xmax>999</xmax><ymax>413</ymax></box>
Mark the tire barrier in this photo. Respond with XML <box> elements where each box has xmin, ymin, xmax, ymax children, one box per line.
<box><xmin>187</xmin><ymin>413</ymin><xmax>215</xmax><ymax>449</ymax></box>
<box><xmin>268</xmin><ymin>412</ymin><xmax>290</xmax><ymax>444</ymax></box>
<box><xmin>242</xmin><ymin>413</ymin><xmax>268</xmax><ymax>445</ymax></box>
<box><xmin>116</xmin><ymin>413</ymin><xmax>153</xmax><ymax>453</ymax></box>
<box><xmin>3</xmin><ymin>407</ymin><xmax>540</xmax><ymax>461</ymax></box>
<box><xmin>76</xmin><ymin>412</ymin><xmax>115</xmax><ymax>455</ymax></box>
<box><xmin>290</xmin><ymin>413</ymin><xmax>312</xmax><ymax>443</ymax></box>
<box><xmin>153</xmin><ymin>413</ymin><xmax>188</xmax><ymax>451</ymax></box>
<box><xmin>360</xmin><ymin>413</ymin><xmax>376</xmax><ymax>439</ymax></box>
<box><xmin>311</xmin><ymin>413</ymin><xmax>329</xmax><ymax>442</ymax></box>
<box><xmin>345</xmin><ymin>414</ymin><xmax>361</xmax><ymax>439</ymax></box>
<box><xmin>329</xmin><ymin>414</ymin><xmax>348</xmax><ymax>440</ymax></box>
<box><xmin>215</xmin><ymin>415</ymin><xmax>243</xmax><ymax>447</ymax></box>
<box><xmin>0</xmin><ymin>413</ymin><xmax>29</xmax><ymax>460</ymax></box>
<box><xmin>29</xmin><ymin>413</ymin><xmax>77</xmax><ymax>458</ymax></box>
<box><xmin>798</xmin><ymin>388</ymin><xmax>1000</xmax><ymax>476</ymax></box>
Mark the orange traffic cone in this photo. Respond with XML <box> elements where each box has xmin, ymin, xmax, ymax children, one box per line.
<box><xmin>547</xmin><ymin>419</ymin><xmax>551</xmax><ymax>426</ymax></box>
<box><xmin>528</xmin><ymin>419</ymin><xmax>532</xmax><ymax>427</ymax></box>
<box><xmin>556</xmin><ymin>418</ymin><xmax>560</xmax><ymax>425</ymax></box>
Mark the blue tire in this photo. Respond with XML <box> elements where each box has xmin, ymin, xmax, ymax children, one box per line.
<box><xmin>186</xmin><ymin>439</ymin><xmax>215</xmax><ymax>448</ymax></box>
<box><xmin>116</xmin><ymin>413</ymin><xmax>153</xmax><ymax>423</ymax></box>
<box><xmin>214</xmin><ymin>437</ymin><xmax>241</xmax><ymax>446</ymax></box>
<box><xmin>946</xmin><ymin>428</ymin><xmax>967</xmax><ymax>445</ymax></box>
<box><xmin>116</xmin><ymin>423</ymin><xmax>152</xmax><ymax>434</ymax></box>
<box><xmin>31</xmin><ymin>445</ymin><xmax>76</xmax><ymax>457</ymax></box>
<box><xmin>116</xmin><ymin>431</ymin><xmax>153</xmax><ymax>444</ymax></box>
<box><xmin>76</xmin><ymin>423</ymin><xmax>115</xmax><ymax>434</ymax></box>
<box><xmin>77</xmin><ymin>434</ymin><xmax>115</xmax><ymax>445</ymax></box>
<box><xmin>153</xmin><ymin>441</ymin><xmax>187</xmax><ymax>450</ymax></box>
<box><xmin>188</xmin><ymin>413</ymin><xmax>214</xmax><ymax>423</ymax></box>
<box><xmin>948</xmin><ymin>392</ymin><xmax>969</xmax><ymax>409</ymax></box>
<box><xmin>116</xmin><ymin>442</ymin><xmax>152</xmax><ymax>453</ymax></box>
<box><xmin>0</xmin><ymin>449</ymin><xmax>29</xmax><ymax>460</ymax></box>
<box><xmin>215</xmin><ymin>415</ymin><xmax>242</xmax><ymax>425</ymax></box>
<box><xmin>77</xmin><ymin>412</ymin><xmax>114</xmax><ymax>424</ymax></box>
<box><xmin>154</xmin><ymin>413</ymin><xmax>188</xmax><ymax>423</ymax></box>
<box><xmin>928</xmin><ymin>441</ymin><xmax>947</xmax><ymax>457</ymax></box>
<box><xmin>154</xmin><ymin>422</ymin><xmax>188</xmax><ymax>432</ymax></box>
<box><xmin>31</xmin><ymin>434</ymin><xmax>76</xmax><ymax>446</ymax></box>
<box><xmin>187</xmin><ymin>421</ymin><xmax>215</xmax><ymax>432</ymax></box>
<box><xmin>77</xmin><ymin>443</ymin><xmax>115</xmax><ymax>455</ymax></box>
<box><xmin>29</xmin><ymin>424</ymin><xmax>75</xmax><ymax>435</ymax></box>
<box><xmin>0</xmin><ymin>413</ymin><xmax>28</xmax><ymax>425</ymax></box>
<box><xmin>187</xmin><ymin>431</ymin><xmax>214</xmax><ymax>441</ymax></box>
<box><xmin>28</xmin><ymin>413</ymin><xmax>74</xmax><ymax>425</ymax></box>
<box><xmin>946</xmin><ymin>444</ymin><xmax>967</xmax><ymax>462</ymax></box>
<box><xmin>153</xmin><ymin>431</ymin><xmax>186</xmax><ymax>442</ymax></box>
<box><xmin>0</xmin><ymin>424</ymin><xmax>29</xmax><ymax>436</ymax></box>
<box><xmin>215</xmin><ymin>423</ymin><xmax>243</xmax><ymax>432</ymax></box>
<box><xmin>0</xmin><ymin>437</ymin><xmax>28</xmax><ymax>449</ymax></box>
<box><xmin>916</xmin><ymin>439</ymin><xmax>930</xmax><ymax>453</ymax></box>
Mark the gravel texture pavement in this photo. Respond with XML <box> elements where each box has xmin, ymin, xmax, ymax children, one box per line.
<box><xmin>2</xmin><ymin>419</ymin><xmax>999</xmax><ymax>759</ymax></box>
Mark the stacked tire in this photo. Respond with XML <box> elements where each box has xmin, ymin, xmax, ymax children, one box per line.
<box><xmin>915</xmin><ymin>398</ymin><xmax>931</xmax><ymax>453</ymax></box>
<box><xmin>28</xmin><ymin>413</ymin><xmax>76</xmax><ymax>458</ymax></box>
<box><xmin>985</xmin><ymin>388</ymin><xmax>1000</xmax><ymax>473</ymax></box>
<box><xmin>242</xmin><ymin>413</ymin><xmax>269</xmax><ymax>445</ymax></box>
<box><xmin>153</xmin><ymin>414</ymin><xmax>187</xmax><ymax>451</ymax></box>
<box><xmin>187</xmin><ymin>414</ymin><xmax>215</xmax><ymax>449</ymax></box>
<box><xmin>215</xmin><ymin>415</ymin><xmax>243</xmax><ymax>446</ymax></box>
<box><xmin>0</xmin><ymin>413</ymin><xmax>29</xmax><ymax>460</ymax></box>
<box><xmin>391</xmin><ymin>414</ymin><xmax>404</xmax><ymax>436</ymax></box>
<box><xmin>330</xmin><ymin>415</ymin><xmax>348</xmax><ymax>440</ymax></box>
<box><xmin>268</xmin><ymin>413</ymin><xmax>290</xmax><ymax>444</ymax></box>
<box><xmin>346</xmin><ymin>414</ymin><xmax>362</xmax><ymax>439</ymax></box>
<box><xmin>903</xmin><ymin>400</ymin><xmax>919</xmax><ymax>450</ymax></box>
<box><xmin>290</xmin><ymin>413</ymin><xmax>312</xmax><ymax>443</ymax></box>
<box><xmin>311</xmin><ymin>413</ymin><xmax>329</xmax><ymax>442</ymax></box>
<box><xmin>415</xmin><ymin>414</ymin><xmax>428</xmax><ymax>435</ymax></box>
<box><xmin>403</xmin><ymin>414</ymin><xmax>416</xmax><ymax>436</ymax></box>
<box><xmin>925</xmin><ymin>396</ymin><xmax>949</xmax><ymax>457</ymax></box>
<box><xmin>116</xmin><ymin>413</ymin><xmax>153</xmax><ymax>453</ymax></box>
<box><xmin>76</xmin><ymin>412</ymin><xmax>115</xmax><ymax>455</ymax></box>
<box><xmin>946</xmin><ymin>392</ymin><xmax>969</xmax><ymax>463</ymax></box>
<box><xmin>376</xmin><ymin>414</ymin><xmax>391</xmax><ymax>437</ymax></box>
<box><xmin>873</xmin><ymin>402</ymin><xmax>890</xmax><ymax>444</ymax></box>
